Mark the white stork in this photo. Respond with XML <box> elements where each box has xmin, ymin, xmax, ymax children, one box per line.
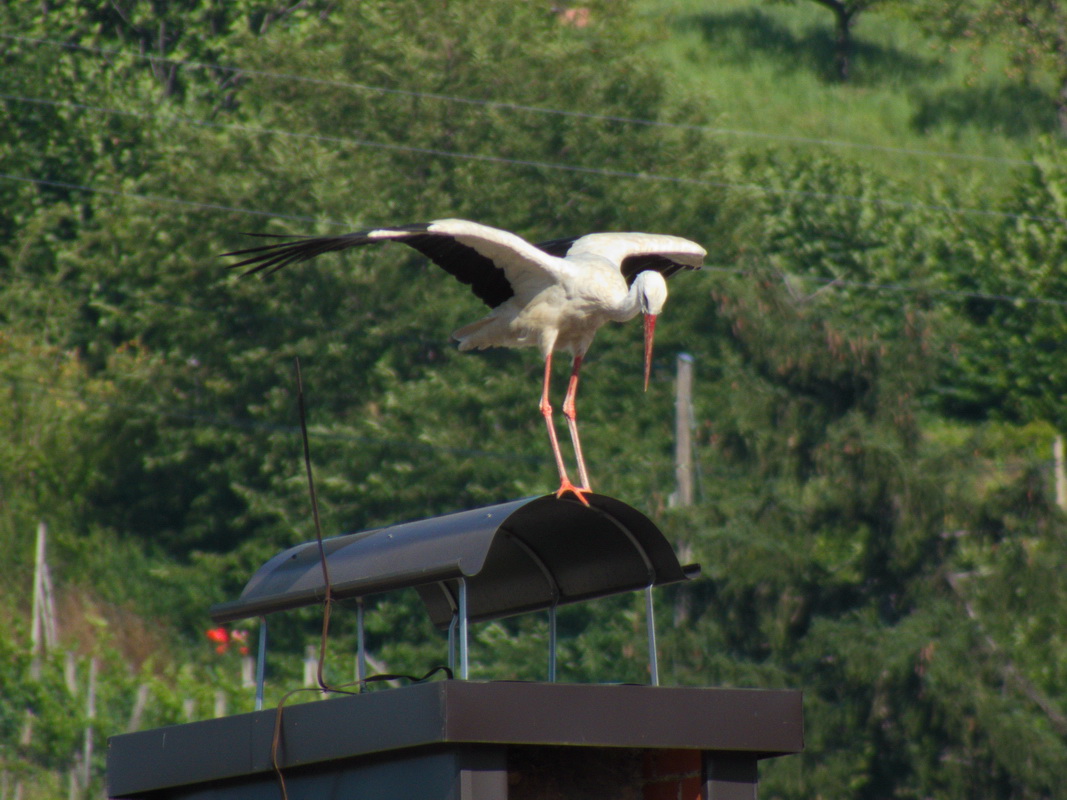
<box><xmin>225</xmin><ymin>219</ymin><xmax>705</xmax><ymax>504</ymax></box>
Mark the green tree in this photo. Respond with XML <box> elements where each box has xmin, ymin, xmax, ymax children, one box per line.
<box><xmin>935</xmin><ymin>150</ymin><xmax>1067</xmax><ymax>432</ymax></box>
<box><xmin>908</xmin><ymin>0</ymin><xmax>1067</xmax><ymax>135</ymax></box>
<box><xmin>770</xmin><ymin>0</ymin><xmax>891</xmax><ymax>80</ymax></box>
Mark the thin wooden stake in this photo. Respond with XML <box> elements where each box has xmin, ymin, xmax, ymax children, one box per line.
<box><xmin>303</xmin><ymin>644</ymin><xmax>317</xmax><ymax>688</ymax></box>
<box><xmin>1054</xmin><ymin>435</ymin><xmax>1066</xmax><ymax>511</ymax></box>
<box><xmin>63</xmin><ymin>652</ymin><xmax>77</xmax><ymax>695</ymax></box>
<box><xmin>127</xmin><ymin>684</ymin><xmax>150</xmax><ymax>732</ymax></box>
<box><xmin>19</xmin><ymin>712</ymin><xmax>33</xmax><ymax>747</ymax></box>
<box><xmin>30</xmin><ymin>523</ymin><xmax>46</xmax><ymax>678</ymax></box>
<box><xmin>67</xmin><ymin>754</ymin><xmax>80</xmax><ymax>800</ymax></box>
<box><xmin>214</xmin><ymin>691</ymin><xmax>227</xmax><ymax>718</ymax></box>
<box><xmin>241</xmin><ymin>654</ymin><xmax>255</xmax><ymax>689</ymax></box>
<box><xmin>40</xmin><ymin>559</ymin><xmax>58</xmax><ymax>651</ymax></box>
<box><xmin>670</xmin><ymin>354</ymin><xmax>694</xmax><ymax>508</ymax></box>
<box><xmin>82</xmin><ymin>658</ymin><xmax>97</xmax><ymax>788</ymax></box>
<box><xmin>30</xmin><ymin>523</ymin><xmax>59</xmax><ymax>683</ymax></box>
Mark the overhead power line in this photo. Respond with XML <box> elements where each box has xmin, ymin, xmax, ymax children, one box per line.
<box><xmin>0</xmin><ymin>171</ymin><xmax>343</xmax><ymax>227</ymax></box>
<box><xmin>4</xmin><ymin>193</ymin><xmax>1062</xmax><ymax>313</ymax></box>
<box><xmin>770</xmin><ymin>269</ymin><xmax>1067</xmax><ymax>309</ymax></box>
<box><xmin>3</xmin><ymin>93</ymin><xmax>1062</xmax><ymax>225</ymax></box>
<box><xmin>701</xmin><ymin>266</ymin><xmax>1067</xmax><ymax>310</ymax></box>
<box><xmin>2</xmin><ymin>169</ymin><xmax>1066</xmax><ymax>310</ymax></box>
<box><xmin>1</xmin><ymin>32</ymin><xmax>1039</xmax><ymax>169</ymax></box>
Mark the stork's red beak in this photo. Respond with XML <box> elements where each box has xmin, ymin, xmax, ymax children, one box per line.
<box><xmin>643</xmin><ymin>313</ymin><xmax>657</xmax><ymax>391</ymax></box>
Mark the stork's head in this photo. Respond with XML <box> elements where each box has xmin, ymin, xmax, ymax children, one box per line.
<box><xmin>634</xmin><ymin>271</ymin><xmax>668</xmax><ymax>391</ymax></box>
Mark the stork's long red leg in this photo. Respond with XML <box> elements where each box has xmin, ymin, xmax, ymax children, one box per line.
<box><xmin>540</xmin><ymin>353</ymin><xmax>590</xmax><ymax>506</ymax></box>
<box><xmin>562</xmin><ymin>354</ymin><xmax>591</xmax><ymax>491</ymax></box>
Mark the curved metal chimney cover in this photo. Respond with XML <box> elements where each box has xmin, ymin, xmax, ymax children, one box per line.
<box><xmin>210</xmin><ymin>494</ymin><xmax>699</xmax><ymax>625</ymax></box>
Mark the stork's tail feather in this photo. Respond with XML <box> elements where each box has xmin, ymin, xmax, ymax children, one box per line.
<box><xmin>451</xmin><ymin>317</ymin><xmax>496</xmax><ymax>351</ymax></box>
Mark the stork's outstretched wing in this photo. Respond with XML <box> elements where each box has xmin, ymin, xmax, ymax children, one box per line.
<box><xmin>224</xmin><ymin>219</ymin><xmax>577</xmax><ymax>309</ymax></box>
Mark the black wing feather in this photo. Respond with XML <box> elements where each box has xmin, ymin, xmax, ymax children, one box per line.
<box><xmin>619</xmin><ymin>253</ymin><xmax>697</xmax><ymax>286</ymax></box>
<box><xmin>223</xmin><ymin>225</ymin><xmax>515</xmax><ymax>308</ymax></box>
<box><xmin>397</xmin><ymin>234</ymin><xmax>513</xmax><ymax>308</ymax></box>
<box><xmin>223</xmin><ymin>232</ymin><xmax>380</xmax><ymax>276</ymax></box>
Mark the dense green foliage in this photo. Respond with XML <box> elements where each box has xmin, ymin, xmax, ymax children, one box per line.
<box><xmin>2</xmin><ymin>0</ymin><xmax>1066</xmax><ymax>796</ymax></box>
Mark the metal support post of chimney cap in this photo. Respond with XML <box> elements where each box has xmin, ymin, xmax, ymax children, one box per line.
<box><xmin>458</xmin><ymin>578</ymin><xmax>470</xmax><ymax>680</ymax></box>
<box><xmin>254</xmin><ymin>616</ymin><xmax>267</xmax><ymax>711</ymax></box>
<box><xmin>548</xmin><ymin>604</ymin><xmax>558</xmax><ymax>683</ymax></box>
<box><xmin>356</xmin><ymin>597</ymin><xmax>367</xmax><ymax>687</ymax></box>
<box><xmin>447</xmin><ymin>614</ymin><xmax>457</xmax><ymax>674</ymax></box>
<box><xmin>645</xmin><ymin>586</ymin><xmax>659</xmax><ymax>687</ymax></box>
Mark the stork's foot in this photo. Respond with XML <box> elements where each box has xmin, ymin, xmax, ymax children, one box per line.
<box><xmin>555</xmin><ymin>478</ymin><xmax>592</xmax><ymax>506</ymax></box>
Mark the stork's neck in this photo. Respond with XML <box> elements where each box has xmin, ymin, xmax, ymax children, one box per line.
<box><xmin>607</xmin><ymin>281</ymin><xmax>645</xmax><ymax>322</ymax></box>
<box><xmin>607</xmin><ymin>271</ymin><xmax>666</xmax><ymax>322</ymax></box>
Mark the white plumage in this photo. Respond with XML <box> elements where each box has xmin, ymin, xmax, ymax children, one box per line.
<box><xmin>225</xmin><ymin>218</ymin><xmax>705</xmax><ymax>503</ymax></box>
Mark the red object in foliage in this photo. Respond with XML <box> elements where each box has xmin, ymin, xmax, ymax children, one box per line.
<box><xmin>206</xmin><ymin>627</ymin><xmax>250</xmax><ymax>655</ymax></box>
<box><xmin>206</xmin><ymin>626</ymin><xmax>230</xmax><ymax>653</ymax></box>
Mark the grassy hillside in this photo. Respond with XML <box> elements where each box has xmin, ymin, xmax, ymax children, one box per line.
<box><xmin>637</xmin><ymin>0</ymin><xmax>1053</xmax><ymax>196</ymax></box>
